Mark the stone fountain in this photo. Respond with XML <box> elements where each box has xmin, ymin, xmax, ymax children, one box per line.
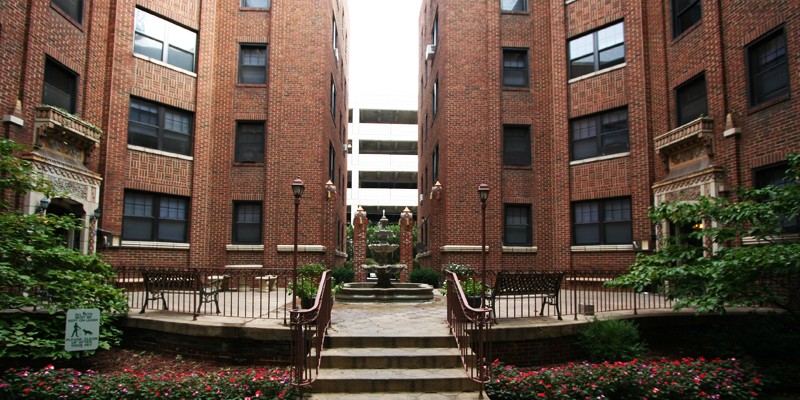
<box><xmin>335</xmin><ymin>211</ymin><xmax>433</xmax><ymax>303</ymax></box>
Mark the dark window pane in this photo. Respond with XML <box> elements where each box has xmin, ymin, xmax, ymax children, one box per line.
<box><xmin>43</xmin><ymin>59</ymin><xmax>77</xmax><ymax>113</ymax></box>
<box><xmin>167</xmin><ymin>46</ymin><xmax>194</xmax><ymax>72</ymax></box>
<box><xmin>573</xmin><ymin>139</ymin><xmax>597</xmax><ymax>160</ymax></box>
<box><xmin>128</xmin><ymin>98</ymin><xmax>193</xmax><ymax>155</ymax></box>
<box><xmin>575</xmin><ymin>224</ymin><xmax>600</xmax><ymax>244</ymax></box>
<box><xmin>503</xmin><ymin>49</ymin><xmax>529</xmax><ymax>87</ymax></box>
<box><xmin>570</xmin><ymin>22</ymin><xmax>625</xmax><ymax>78</ymax></box>
<box><xmin>573</xmin><ymin>198</ymin><xmax>631</xmax><ymax>245</ymax></box>
<box><xmin>677</xmin><ymin>75</ymin><xmax>707</xmax><ymax>125</ymax></box>
<box><xmin>503</xmin><ymin>126</ymin><xmax>531</xmax><ymax>166</ymax></box>
<box><xmin>598</xmin><ymin>44</ymin><xmax>625</xmax><ymax>70</ymax></box>
<box><xmin>239</xmin><ymin>46</ymin><xmax>268</xmax><ymax>84</ymax></box>
<box><xmin>242</xmin><ymin>0</ymin><xmax>270</xmax><ymax>8</ymax></box>
<box><xmin>605</xmin><ymin>222</ymin><xmax>632</xmax><ymax>244</ymax></box>
<box><xmin>505</xmin><ymin>205</ymin><xmax>531</xmax><ymax>245</ymax></box>
<box><xmin>570</xmin><ymin>55</ymin><xmax>595</xmax><ymax>79</ymax></box>
<box><xmin>749</xmin><ymin>29</ymin><xmax>789</xmax><ymax>105</ymax></box>
<box><xmin>158</xmin><ymin>220</ymin><xmax>185</xmax><ymax>242</ymax></box>
<box><xmin>235</xmin><ymin>122</ymin><xmax>265</xmax><ymax>163</ymax></box>
<box><xmin>234</xmin><ymin>202</ymin><xmax>262</xmax><ymax>243</ymax></box>
<box><xmin>673</xmin><ymin>0</ymin><xmax>701</xmax><ymax>37</ymax></box>
<box><xmin>51</xmin><ymin>0</ymin><xmax>83</xmax><ymax>23</ymax></box>
<box><xmin>123</xmin><ymin>218</ymin><xmax>153</xmax><ymax>241</ymax></box>
<box><xmin>571</xmin><ymin>108</ymin><xmax>629</xmax><ymax>160</ymax></box>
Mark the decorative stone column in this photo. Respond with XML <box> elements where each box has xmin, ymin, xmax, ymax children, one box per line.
<box><xmin>353</xmin><ymin>206</ymin><xmax>368</xmax><ymax>282</ymax></box>
<box><xmin>399</xmin><ymin>207</ymin><xmax>414</xmax><ymax>282</ymax></box>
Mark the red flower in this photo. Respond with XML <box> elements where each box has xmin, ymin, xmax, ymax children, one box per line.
<box><xmin>23</xmin><ymin>388</ymin><xmax>31</xmax><ymax>394</ymax></box>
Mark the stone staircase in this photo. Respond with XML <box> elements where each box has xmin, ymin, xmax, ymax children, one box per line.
<box><xmin>310</xmin><ymin>333</ymin><xmax>480</xmax><ymax>395</ymax></box>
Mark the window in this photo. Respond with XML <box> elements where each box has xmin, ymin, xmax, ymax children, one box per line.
<box><xmin>573</xmin><ymin>197</ymin><xmax>632</xmax><ymax>245</ymax></box>
<box><xmin>123</xmin><ymin>191</ymin><xmax>189</xmax><ymax>242</ymax></box>
<box><xmin>51</xmin><ymin>0</ymin><xmax>83</xmax><ymax>23</ymax></box>
<box><xmin>42</xmin><ymin>57</ymin><xmax>77</xmax><ymax>114</ymax></box>
<box><xmin>240</xmin><ymin>0</ymin><xmax>270</xmax><ymax>9</ymax></box>
<box><xmin>234</xmin><ymin>121</ymin><xmax>264</xmax><ymax>163</ymax></box>
<box><xmin>238</xmin><ymin>45</ymin><xmax>267</xmax><ymax>84</ymax></box>
<box><xmin>330</xmin><ymin>79</ymin><xmax>337</xmax><ymax>116</ymax></box>
<box><xmin>676</xmin><ymin>74</ymin><xmax>707</xmax><ymax>126</ymax></box>
<box><xmin>503</xmin><ymin>48</ymin><xmax>529</xmax><ymax>87</ymax></box>
<box><xmin>748</xmin><ymin>27</ymin><xmax>789</xmax><ymax>106</ymax></box>
<box><xmin>501</xmin><ymin>0</ymin><xmax>527</xmax><ymax>12</ymax></box>
<box><xmin>569</xmin><ymin>21</ymin><xmax>625</xmax><ymax>79</ymax></box>
<box><xmin>503</xmin><ymin>125</ymin><xmax>531</xmax><ymax>166</ymax></box>
<box><xmin>754</xmin><ymin>163</ymin><xmax>798</xmax><ymax>233</ymax></box>
<box><xmin>672</xmin><ymin>0</ymin><xmax>701</xmax><ymax>38</ymax></box>
<box><xmin>432</xmin><ymin>13</ymin><xmax>438</xmax><ymax>46</ymax></box>
<box><xmin>505</xmin><ymin>205</ymin><xmax>532</xmax><ymax>245</ymax></box>
<box><xmin>128</xmin><ymin>98</ymin><xmax>193</xmax><ymax>156</ymax></box>
<box><xmin>432</xmin><ymin>144</ymin><xmax>439</xmax><ymax>181</ymax></box>
<box><xmin>571</xmin><ymin>108</ymin><xmax>629</xmax><ymax>161</ymax></box>
<box><xmin>329</xmin><ymin>143</ymin><xmax>335</xmax><ymax>181</ymax></box>
<box><xmin>233</xmin><ymin>202</ymin><xmax>262</xmax><ymax>244</ymax></box>
<box><xmin>433</xmin><ymin>79</ymin><xmax>439</xmax><ymax>117</ymax></box>
<box><xmin>134</xmin><ymin>8</ymin><xmax>197</xmax><ymax>72</ymax></box>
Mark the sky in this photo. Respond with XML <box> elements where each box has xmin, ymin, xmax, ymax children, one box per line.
<box><xmin>347</xmin><ymin>0</ymin><xmax>423</xmax><ymax>109</ymax></box>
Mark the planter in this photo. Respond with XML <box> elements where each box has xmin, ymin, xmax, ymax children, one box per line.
<box><xmin>467</xmin><ymin>296</ymin><xmax>482</xmax><ymax>308</ymax></box>
<box><xmin>301</xmin><ymin>297</ymin><xmax>316</xmax><ymax>309</ymax></box>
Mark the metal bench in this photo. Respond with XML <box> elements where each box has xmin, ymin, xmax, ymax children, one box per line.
<box><xmin>139</xmin><ymin>270</ymin><xmax>222</xmax><ymax>320</ymax></box>
<box><xmin>488</xmin><ymin>271</ymin><xmax>564</xmax><ymax>322</ymax></box>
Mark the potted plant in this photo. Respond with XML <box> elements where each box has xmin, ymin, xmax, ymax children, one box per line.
<box><xmin>461</xmin><ymin>278</ymin><xmax>487</xmax><ymax>308</ymax></box>
<box><xmin>290</xmin><ymin>263</ymin><xmax>327</xmax><ymax>308</ymax></box>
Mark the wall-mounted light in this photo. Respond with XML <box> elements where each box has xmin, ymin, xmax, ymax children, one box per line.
<box><xmin>36</xmin><ymin>197</ymin><xmax>50</xmax><ymax>213</ymax></box>
<box><xmin>90</xmin><ymin>208</ymin><xmax>102</xmax><ymax>222</ymax></box>
<box><xmin>325</xmin><ymin>180</ymin><xmax>337</xmax><ymax>199</ymax></box>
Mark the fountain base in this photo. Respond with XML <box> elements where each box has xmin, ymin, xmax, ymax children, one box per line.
<box><xmin>335</xmin><ymin>282</ymin><xmax>434</xmax><ymax>303</ymax></box>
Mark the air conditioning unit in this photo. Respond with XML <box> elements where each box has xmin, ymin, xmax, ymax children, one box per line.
<box><xmin>425</xmin><ymin>44</ymin><xmax>436</xmax><ymax>60</ymax></box>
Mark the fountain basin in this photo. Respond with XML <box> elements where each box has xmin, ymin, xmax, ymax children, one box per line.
<box><xmin>335</xmin><ymin>282</ymin><xmax>434</xmax><ymax>303</ymax></box>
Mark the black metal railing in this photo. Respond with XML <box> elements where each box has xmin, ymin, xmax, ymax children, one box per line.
<box><xmin>445</xmin><ymin>270</ymin><xmax>492</xmax><ymax>397</ymax></box>
<box><xmin>290</xmin><ymin>270</ymin><xmax>332</xmax><ymax>391</ymax></box>
<box><xmin>114</xmin><ymin>266</ymin><xmax>293</xmax><ymax>321</ymax></box>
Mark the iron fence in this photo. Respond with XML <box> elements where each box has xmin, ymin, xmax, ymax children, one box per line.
<box><xmin>445</xmin><ymin>270</ymin><xmax>492</xmax><ymax>397</ymax></box>
<box><xmin>114</xmin><ymin>266</ymin><xmax>294</xmax><ymax>321</ymax></box>
<box><xmin>290</xmin><ymin>271</ymin><xmax>332</xmax><ymax>391</ymax></box>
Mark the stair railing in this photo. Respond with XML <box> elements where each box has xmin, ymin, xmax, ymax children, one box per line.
<box><xmin>445</xmin><ymin>270</ymin><xmax>493</xmax><ymax>398</ymax></box>
<box><xmin>290</xmin><ymin>270</ymin><xmax>332</xmax><ymax>390</ymax></box>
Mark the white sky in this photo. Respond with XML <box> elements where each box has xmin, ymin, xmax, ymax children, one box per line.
<box><xmin>347</xmin><ymin>0</ymin><xmax>423</xmax><ymax>109</ymax></box>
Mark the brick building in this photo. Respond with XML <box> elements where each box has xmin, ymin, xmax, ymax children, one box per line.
<box><xmin>416</xmin><ymin>0</ymin><xmax>800</xmax><ymax>273</ymax></box>
<box><xmin>1</xmin><ymin>0</ymin><xmax>349</xmax><ymax>268</ymax></box>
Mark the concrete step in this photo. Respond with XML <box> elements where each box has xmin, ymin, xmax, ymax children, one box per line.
<box><xmin>327</xmin><ymin>334</ymin><xmax>454</xmax><ymax>348</ymax></box>
<box><xmin>320</xmin><ymin>347</ymin><xmax>463</xmax><ymax>369</ymax></box>
<box><xmin>312</xmin><ymin>368</ymin><xmax>479</xmax><ymax>393</ymax></box>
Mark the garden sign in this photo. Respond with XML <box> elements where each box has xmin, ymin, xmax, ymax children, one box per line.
<box><xmin>65</xmin><ymin>308</ymin><xmax>100</xmax><ymax>351</ymax></box>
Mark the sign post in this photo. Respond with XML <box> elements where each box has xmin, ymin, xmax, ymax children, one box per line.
<box><xmin>65</xmin><ymin>309</ymin><xmax>100</xmax><ymax>352</ymax></box>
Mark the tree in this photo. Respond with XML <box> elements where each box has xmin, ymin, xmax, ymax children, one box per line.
<box><xmin>610</xmin><ymin>154</ymin><xmax>800</xmax><ymax>328</ymax></box>
<box><xmin>0</xmin><ymin>137</ymin><xmax>128</xmax><ymax>360</ymax></box>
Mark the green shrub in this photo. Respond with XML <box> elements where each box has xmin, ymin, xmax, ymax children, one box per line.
<box><xmin>443</xmin><ymin>263</ymin><xmax>474</xmax><ymax>278</ymax></box>
<box><xmin>331</xmin><ymin>266</ymin><xmax>355</xmax><ymax>285</ymax></box>
<box><xmin>409</xmin><ymin>268</ymin><xmax>440</xmax><ymax>288</ymax></box>
<box><xmin>578</xmin><ymin>318</ymin><xmax>647</xmax><ymax>362</ymax></box>
<box><xmin>298</xmin><ymin>262</ymin><xmax>326</xmax><ymax>277</ymax></box>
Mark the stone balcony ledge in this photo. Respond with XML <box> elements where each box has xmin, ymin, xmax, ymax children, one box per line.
<box><xmin>35</xmin><ymin>105</ymin><xmax>102</xmax><ymax>148</ymax></box>
<box><xmin>654</xmin><ymin>117</ymin><xmax>713</xmax><ymax>153</ymax></box>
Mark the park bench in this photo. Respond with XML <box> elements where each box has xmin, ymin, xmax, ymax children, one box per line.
<box><xmin>488</xmin><ymin>271</ymin><xmax>564</xmax><ymax>322</ymax></box>
<box><xmin>139</xmin><ymin>270</ymin><xmax>222</xmax><ymax>320</ymax></box>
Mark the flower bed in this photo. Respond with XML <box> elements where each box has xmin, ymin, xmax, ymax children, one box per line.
<box><xmin>487</xmin><ymin>357</ymin><xmax>763</xmax><ymax>399</ymax></box>
<box><xmin>0</xmin><ymin>364</ymin><xmax>298</xmax><ymax>399</ymax></box>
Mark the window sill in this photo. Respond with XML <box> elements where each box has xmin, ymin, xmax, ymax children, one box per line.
<box><xmin>742</xmin><ymin>234</ymin><xmax>799</xmax><ymax>245</ymax></box>
<box><xmin>236</xmin><ymin>83</ymin><xmax>268</xmax><ymax>88</ymax></box>
<box><xmin>503</xmin><ymin>165</ymin><xmax>533</xmax><ymax>170</ymax></box>
<box><xmin>226</xmin><ymin>244</ymin><xmax>265</xmax><ymax>251</ymax></box>
<box><xmin>747</xmin><ymin>93</ymin><xmax>791</xmax><ymax>115</ymax></box>
<box><xmin>570</xmin><ymin>152</ymin><xmax>630</xmax><ymax>166</ymax></box>
<box><xmin>440</xmin><ymin>245</ymin><xmax>488</xmax><ymax>253</ymax></box>
<box><xmin>132</xmin><ymin>53</ymin><xmax>198</xmax><ymax>78</ymax></box>
<box><xmin>276</xmin><ymin>244</ymin><xmax>326</xmax><ymax>252</ymax></box>
<box><xmin>239</xmin><ymin>7</ymin><xmax>270</xmax><ymax>12</ymax></box>
<box><xmin>568</xmin><ymin>63</ymin><xmax>626</xmax><ymax>84</ymax></box>
<box><xmin>501</xmin><ymin>10</ymin><xmax>530</xmax><ymax>15</ymax></box>
<box><xmin>128</xmin><ymin>144</ymin><xmax>194</xmax><ymax>161</ymax></box>
<box><xmin>571</xmin><ymin>244</ymin><xmax>634</xmax><ymax>252</ymax></box>
<box><xmin>502</xmin><ymin>246</ymin><xmax>537</xmax><ymax>253</ymax></box>
<box><xmin>121</xmin><ymin>241</ymin><xmax>190</xmax><ymax>250</ymax></box>
<box><xmin>502</xmin><ymin>86</ymin><xmax>530</xmax><ymax>92</ymax></box>
<box><xmin>233</xmin><ymin>162</ymin><xmax>264</xmax><ymax>167</ymax></box>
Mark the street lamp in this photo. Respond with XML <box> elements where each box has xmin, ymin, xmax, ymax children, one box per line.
<box><xmin>291</xmin><ymin>176</ymin><xmax>305</xmax><ymax>310</ymax></box>
<box><xmin>36</xmin><ymin>197</ymin><xmax>50</xmax><ymax>213</ymax></box>
<box><xmin>478</xmin><ymin>183</ymin><xmax>489</xmax><ymax>308</ymax></box>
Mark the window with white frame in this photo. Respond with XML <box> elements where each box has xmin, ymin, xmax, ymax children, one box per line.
<box><xmin>240</xmin><ymin>0</ymin><xmax>270</xmax><ymax>9</ymax></box>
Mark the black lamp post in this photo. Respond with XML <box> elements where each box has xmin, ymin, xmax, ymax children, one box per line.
<box><xmin>291</xmin><ymin>176</ymin><xmax>305</xmax><ymax>310</ymax></box>
<box><xmin>478</xmin><ymin>183</ymin><xmax>489</xmax><ymax>308</ymax></box>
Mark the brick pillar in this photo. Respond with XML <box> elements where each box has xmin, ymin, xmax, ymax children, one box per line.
<box><xmin>399</xmin><ymin>207</ymin><xmax>414</xmax><ymax>282</ymax></box>
<box><xmin>353</xmin><ymin>206</ymin><xmax>368</xmax><ymax>281</ymax></box>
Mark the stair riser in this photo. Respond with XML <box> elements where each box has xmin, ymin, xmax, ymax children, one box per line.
<box><xmin>321</xmin><ymin>356</ymin><xmax>462</xmax><ymax>369</ymax></box>
<box><xmin>312</xmin><ymin>378</ymin><xmax>478</xmax><ymax>393</ymax></box>
<box><xmin>327</xmin><ymin>336</ymin><xmax>453</xmax><ymax>348</ymax></box>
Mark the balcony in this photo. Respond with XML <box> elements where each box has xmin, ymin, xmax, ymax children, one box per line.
<box><xmin>654</xmin><ymin>117</ymin><xmax>713</xmax><ymax>154</ymax></box>
<box><xmin>34</xmin><ymin>105</ymin><xmax>102</xmax><ymax>150</ymax></box>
